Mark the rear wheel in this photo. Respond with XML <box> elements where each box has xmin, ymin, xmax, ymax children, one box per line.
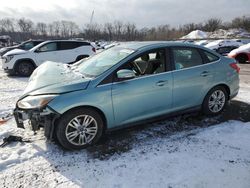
<box><xmin>236</xmin><ymin>54</ymin><xmax>248</xmax><ymax>64</ymax></box>
<box><xmin>202</xmin><ymin>86</ymin><xmax>228</xmax><ymax>115</ymax></box>
<box><xmin>56</xmin><ymin>108</ymin><xmax>104</xmax><ymax>150</ymax></box>
<box><xmin>16</xmin><ymin>61</ymin><xmax>35</xmax><ymax>76</ymax></box>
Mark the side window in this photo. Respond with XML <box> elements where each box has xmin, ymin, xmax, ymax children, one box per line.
<box><xmin>23</xmin><ymin>42</ymin><xmax>34</xmax><ymax>50</ymax></box>
<box><xmin>58</xmin><ymin>42</ymin><xmax>77</xmax><ymax>50</ymax></box>
<box><xmin>118</xmin><ymin>49</ymin><xmax>166</xmax><ymax>79</ymax></box>
<box><xmin>216</xmin><ymin>46</ymin><xmax>237</xmax><ymax>55</ymax></box>
<box><xmin>76</xmin><ymin>42</ymin><xmax>90</xmax><ymax>47</ymax></box>
<box><xmin>38</xmin><ymin>42</ymin><xmax>57</xmax><ymax>52</ymax></box>
<box><xmin>203</xmin><ymin>50</ymin><xmax>219</xmax><ymax>62</ymax></box>
<box><xmin>172</xmin><ymin>48</ymin><xmax>203</xmax><ymax>70</ymax></box>
<box><xmin>34</xmin><ymin>41</ymin><xmax>42</xmax><ymax>46</ymax></box>
<box><xmin>58</xmin><ymin>42</ymin><xmax>90</xmax><ymax>50</ymax></box>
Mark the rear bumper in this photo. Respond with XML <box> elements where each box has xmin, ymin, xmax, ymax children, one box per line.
<box><xmin>14</xmin><ymin>107</ymin><xmax>60</xmax><ymax>139</ymax></box>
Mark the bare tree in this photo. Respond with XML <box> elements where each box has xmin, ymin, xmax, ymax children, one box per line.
<box><xmin>113</xmin><ymin>21</ymin><xmax>123</xmax><ymax>40</ymax></box>
<box><xmin>0</xmin><ymin>18</ymin><xmax>15</xmax><ymax>32</ymax></box>
<box><xmin>17</xmin><ymin>18</ymin><xmax>34</xmax><ymax>33</ymax></box>
<box><xmin>51</xmin><ymin>21</ymin><xmax>61</xmax><ymax>37</ymax></box>
<box><xmin>0</xmin><ymin>15</ymin><xmax>249</xmax><ymax>43</ymax></box>
<box><xmin>104</xmin><ymin>23</ymin><xmax>113</xmax><ymax>40</ymax></box>
<box><xmin>231</xmin><ymin>16</ymin><xmax>250</xmax><ymax>31</ymax></box>
<box><xmin>67</xmin><ymin>21</ymin><xmax>80</xmax><ymax>37</ymax></box>
<box><xmin>203</xmin><ymin>18</ymin><xmax>222</xmax><ymax>32</ymax></box>
<box><xmin>36</xmin><ymin>22</ymin><xmax>47</xmax><ymax>36</ymax></box>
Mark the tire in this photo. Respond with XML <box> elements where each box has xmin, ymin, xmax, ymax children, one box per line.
<box><xmin>236</xmin><ymin>54</ymin><xmax>248</xmax><ymax>64</ymax></box>
<box><xmin>202</xmin><ymin>86</ymin><xmax>228</xmax><ymax>115</ymax></box>
<box><xmin>56</xmin><ymin>108</ymin><xmax>104</xmax><ymax>150</ymax></box>
<box><xmin>16</xmin><ymin>61</ymin><xmax>35</xmax><ymax>76</ymax></box>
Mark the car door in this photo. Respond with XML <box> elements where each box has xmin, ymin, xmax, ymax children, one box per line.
<box><xmin>57</xmin><ymin>41</ymin><xmax>79</xmax><ymax>63</ymax></box>
<box><xmin>111</xmin><ymin>48</ymin><xmax>173</xmax><ymax>126</ymax></box>
<box><xmin>35</xmin><ymin>42</ymin><xmax>59</xmax><ymax>65</ymax></box>
<box><xmin>171</xmin><ymin>47</ymin><xmax>215</xmax><ymax>111</ymax></box>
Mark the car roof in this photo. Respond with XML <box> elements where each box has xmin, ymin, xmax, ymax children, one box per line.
<box><xmin>117</xmin><ymin>41</ymin><xmax>207</xmax><ymax>51</ymax></box>
<box><xmin>29</xmin><ymin>40</ymin><xmax>91</xmax><ymax>51</ymax></box>
<box><xmin>44</xmin><ymin>40</ymin><xmax>90</xmax><ymax>43</ymax></box>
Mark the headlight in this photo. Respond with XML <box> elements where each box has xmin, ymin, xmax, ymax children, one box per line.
<box><xmin>5</xmin><ymin>55</ymin><xmax>14</xmax><ymax>63</ymax></box>
<box><xmin>17</xmin><ymin>95</ymin><xmax>58</xmax><ymax>109</ymax></box>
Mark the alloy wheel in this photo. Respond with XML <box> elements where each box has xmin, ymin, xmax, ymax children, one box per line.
<box><xmin>208</xmin><ymin>90</ymin><xmax>226</xmax><ymax>113</ymax></box>
<box><xmin>65</xmin><ymin>115</ymin><xmax>98</xmax><ymax>146</ymax></box>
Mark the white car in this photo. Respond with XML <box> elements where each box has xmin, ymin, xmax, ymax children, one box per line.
<box><xmin>2</xmin><ymin>40</ymin><xmax>96</xmax><ymax>76</ymax></box>
<box><xmin>228</xmin><ymin>43</ymin><xmax>250</xmax><ymax>63</ymax></box>
<box><xmin>205</xmin><ymin>40</ymin><xmax>243</xmax><ymax>51</ymax></box>
<box><xmin>195</xmin><ymin>40</ymin><xmax>209</xmax><ymax>46</ymax></box>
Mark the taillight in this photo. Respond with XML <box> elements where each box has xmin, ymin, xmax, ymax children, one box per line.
<box><xmin>92</xmin><ymin>47</ymin><xmax>96</xmax><ymax>53</ymax></box>
<box><xmin>230</xmin><ymin>63</ymin><xmax>240</xmax><ymax>73</ymax></box>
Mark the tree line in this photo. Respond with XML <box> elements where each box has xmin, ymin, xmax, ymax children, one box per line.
<box><xmin>0</xmin><ymin>15</ymin><xmax>249</xmax><ymax>42</ymax></box>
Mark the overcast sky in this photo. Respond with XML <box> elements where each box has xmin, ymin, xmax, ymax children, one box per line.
<box><xmin>0</xmin><ymin>0</ymin><xmax>249</xmax><ymax>28</ymax></box>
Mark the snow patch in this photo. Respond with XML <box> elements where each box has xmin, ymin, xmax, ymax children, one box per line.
<box><xmin>181</xmin><ymin>30</ymin><xmax>208</xmax><ymax>39</ymax></box>
<box><xmin>181</xmin><ymin>28</ymin><xmax>250</xmax><ymax>39</ymax></box>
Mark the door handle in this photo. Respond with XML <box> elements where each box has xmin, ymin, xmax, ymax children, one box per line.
<box><xmin>156</xmin><ymin>80</ymin><xmax>168</xmax><ymax>86</ymax></box>
<box><xmin>200</xmin><ymin>71</ymin><xmax>210</xmax><ymax>77</ymax></box>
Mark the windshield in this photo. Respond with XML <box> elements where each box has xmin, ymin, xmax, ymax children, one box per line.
<box><xmin>76</xmin><ymin>46</ymin><xmax>135</xmax><ymax>77</ymax></box>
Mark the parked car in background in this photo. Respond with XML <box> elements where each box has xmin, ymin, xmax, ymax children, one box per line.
<box><xmin>205</xmin><ymin>40</ymin><xmax>243</xmax><ymax>54</ymax></box>
<box><xmin>195</xmin><ymin>40</ymin><xmax>209</xmax><ymax>46</ymax></box>
<box><xmin>2</xmin><ymin>40</ymin><xmax>96</xmax><ymax>76</ymax></box>
<box><xmin>14</xmin><ymin>42</ymin><xmax>239</xmax><ymax>150</ymax></box>
<box><xmin>228</xmin><ymin>43</ymin><xmax>250</xmax><ymax>63</ymax></box>
<box><xmin>215</xmin><ymin>46</ymin><xmax>239</xmax><ymax>56</ymax></box>
<box><xmin>0</xmin><ymin>39</ymin><xmax>44</xmax><ymax>56</ymax></box>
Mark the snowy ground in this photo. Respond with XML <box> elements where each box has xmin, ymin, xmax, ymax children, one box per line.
<box><xmin>0</xmin><ymin>65</ymin><xmax>250</xmax><ymax>188</ymax></box>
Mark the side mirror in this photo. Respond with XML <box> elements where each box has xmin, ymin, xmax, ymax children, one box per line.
<box><xmin>117</xmin><ymin>69</ymin><xmax>136</xmax><ymax>79</ymax></box>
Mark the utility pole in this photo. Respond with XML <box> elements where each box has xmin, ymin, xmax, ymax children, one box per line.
<box><xmin>90</xmin><ymin>10</ymin><xmax>94</xmax><ymax>25</ymax></box>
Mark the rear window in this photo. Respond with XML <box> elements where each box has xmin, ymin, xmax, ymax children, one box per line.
<box><xmin>204</xmin><ymin>51</ymin><xmax>219</xmax><ymax>62</ymax></box>
<box><xmin>58</xmin><ymin>41</ymin><xmax>90</xmax><ymax>50</ymax></box>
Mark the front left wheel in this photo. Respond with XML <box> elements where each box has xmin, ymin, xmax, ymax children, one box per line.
<box><xmin>56</xmin><ymin>108</ymin><xmax>104</xmax><ymax>150</ymax></box>
<box><xmin>16</xmin><ymin>61</ymin><xmax>35</xmax><ymax>76</ymax></box>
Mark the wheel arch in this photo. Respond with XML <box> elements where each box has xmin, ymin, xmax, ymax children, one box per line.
<box><xmin>205</xmin><ymin>83</ymin><xmax>230</xmax><ymax>101</ymax></box>
<box><xmin>13</xmin><ymin>58</ymin><xmax>37</xmax><ymax>72</ymax></box>
<box><xmin>235</xmin><ymin>53</ymin><xmax>249</xmax><ymax>62</ymax></box>
<box><xmin>55</xmin><ymin>105</ymin><xmax>108</xmax><ymax>131</ymax></box>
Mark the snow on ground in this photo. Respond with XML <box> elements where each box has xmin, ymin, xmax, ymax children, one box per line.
<box><xmin>0</xmin><ymin>73</ymin><xmax>28</xmax><ymax>119</ymax></box>
<box><xmin>236</xmin><ymin>64</ymin><xmax>250</xmax><ymax>103</ymax></box>
<box><xmin>0</xmin><ymin>65</ymin><xmax>250</xmax><ymax>187</ymax></box>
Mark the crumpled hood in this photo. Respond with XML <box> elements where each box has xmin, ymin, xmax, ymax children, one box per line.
<box><xmin>22</xmin><ymin>61</ymin><xmax>90</xmax><ymax>97</ymax></box>
<box><xmin>4</xmin><ymin>48</ymin><xmax>27</xmax><ymax>56</ymax></box>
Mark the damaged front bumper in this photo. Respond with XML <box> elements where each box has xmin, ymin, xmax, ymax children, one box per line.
<box><xmin>14</xmin><ymin>107</ymin><xmax>60</xmax><ymax>139</ymax></box>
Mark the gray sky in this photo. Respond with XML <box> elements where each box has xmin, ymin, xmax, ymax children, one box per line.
<box><xmin>0</xmin><ymin>0</ymin><xmax>249</xmax><ymax>28</ymax></box>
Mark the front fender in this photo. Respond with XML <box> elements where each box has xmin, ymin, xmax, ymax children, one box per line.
<box><xmin>47</xmin><ymin>85</ymin><xmax>115</xmax><ymax>128</ymax></box>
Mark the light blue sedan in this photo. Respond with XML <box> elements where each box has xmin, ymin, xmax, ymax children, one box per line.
<box><xmin>14</xmin><ymin>42</ymin><xmax>240</xmax><ymax>150</ymax></box>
